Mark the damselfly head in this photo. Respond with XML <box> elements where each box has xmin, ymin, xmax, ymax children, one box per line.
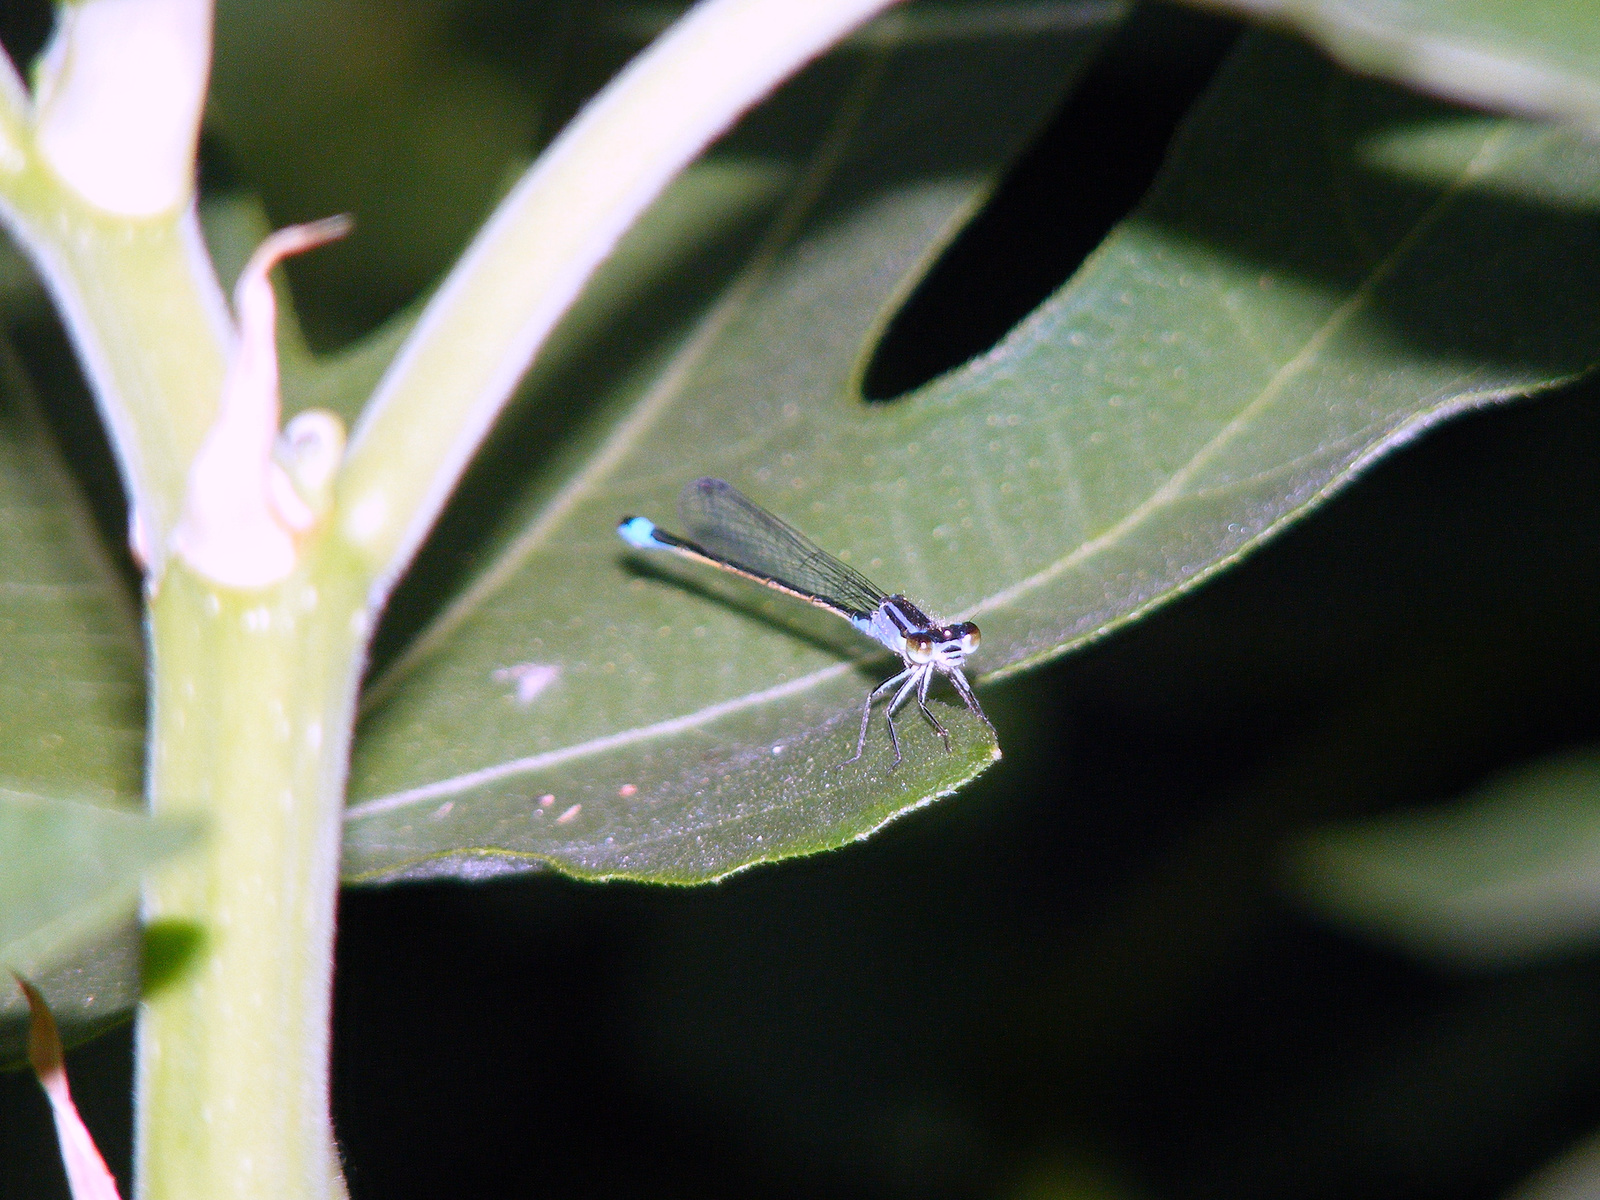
<box><xmin>916</xmin><ymin>621</ymin><xmax>980</xmax><ymax>667</ymax></box>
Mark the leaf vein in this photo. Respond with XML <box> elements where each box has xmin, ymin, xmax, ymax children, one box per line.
<box><xmin>969</xmin><ymin>123</ymin><xmax>1515</xmax><ymax>622</ymax></box>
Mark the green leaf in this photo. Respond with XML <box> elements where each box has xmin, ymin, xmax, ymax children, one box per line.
<box><xmin>1505</xmin><ymin>1124</ymin><xmax>1600</xmax><ymax>1200</ymax></box>
<box><xmin>0</xmin><ymin>345</ymin><xmax>144</xmax><ymax>804</ymax></box>
<box><xmin>0</xmin><ymin>330</ymin><xmax>154</xmax><ymax>1059</ymax></box>
<box><xmin>342</xmin><ymin>8</ymin><xmax>1107</xmax><ymax>883</ymax></box>
<box><xmin>1287</xmin><ymin>747</ymin><xmax>1600</xmax><ymax>969</ymax></box>
<box><xmin>1212</xmin><ymin>0</ymin><xmax>1600</xmax><ymax>132</ymax></box>
<box><xmin>0</xmin><ymin>792</ymin><xmax>199</xmax><ymax>1063</ymax></box>
<box><xmin>0</xmin><ymin>233</ymin><xmax>41</xmax><ymax>318</ymax></box>
<box><xmin>344</xmin><ymin>30</ymin><xmax>1600</xmax><ymax>884</ymax></box>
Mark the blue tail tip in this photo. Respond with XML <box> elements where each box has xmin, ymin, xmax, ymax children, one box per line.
<box><xmin>617</xmin><ymin>515</ymin><xmax>659</xmax><ymax>549</ymax></box>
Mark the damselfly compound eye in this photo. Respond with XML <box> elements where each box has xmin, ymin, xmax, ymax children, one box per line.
<box><xmin>905</xmin><ymin>632</ymin><xmax>935</xmax><ymax>663</ymax></box>
<box><xmin>954</xmin><ymin>622</ymin><xmax>980</xmax><ymax>654</ymax></box>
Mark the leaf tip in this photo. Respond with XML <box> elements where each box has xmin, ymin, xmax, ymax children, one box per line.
<box><xmin>15</xmin><ymin>973</ymin><xmax>63</xmax><ymax>1085</ymax></box>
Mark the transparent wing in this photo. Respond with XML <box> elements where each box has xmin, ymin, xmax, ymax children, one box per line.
<box><xmin>677</xmin><ymin>478</ymin><xmax>887</xmax><ymax>618</ymax></box>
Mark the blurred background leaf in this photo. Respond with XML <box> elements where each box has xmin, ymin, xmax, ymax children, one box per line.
<box><xmin>1507</xmin><ymin>1125</ymin><xmax>1600</xmax><ymax>1200</ymax></box>
<box><xmin>207</xmin><ymin>0</ymin><xmax>557</xmax><ymax>343</ymax></box>
<box><xmin>1288</xmin><ymin>747</ymin><xmax>1600</xmax><ymax>969</ymax></box>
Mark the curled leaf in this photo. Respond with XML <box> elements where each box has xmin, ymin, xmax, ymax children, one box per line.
<box><xmin>16</xmin><ymin>976</ymin><xmax>122</xmax><ymax>1200</ymax></box>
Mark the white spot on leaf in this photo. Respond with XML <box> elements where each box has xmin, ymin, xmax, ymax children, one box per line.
<box><xmin>493</xmin><ymin>662</ymin><xmax>561</xmax><ymax>706</ymax></box>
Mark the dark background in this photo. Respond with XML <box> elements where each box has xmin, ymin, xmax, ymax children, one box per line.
<box><xmin>6</xmin><ymin>3</ymin><xmax>1600</xmax><ymax>1197</ymax></box>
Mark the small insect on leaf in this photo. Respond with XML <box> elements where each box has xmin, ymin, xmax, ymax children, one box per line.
<box><xmin>618</xmin><ymin>478</ymin><xmax>997</xmax><ymax>768</ymax></box>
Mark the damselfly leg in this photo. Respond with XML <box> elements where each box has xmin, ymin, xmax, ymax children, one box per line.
<box><xmin>849</xmin><ymin>666</ymin><xmax>915</xmax><ymax>766</ymax></box>
<box><xmin>915</xmin><ymin>667</ymin><xmax>951</xmax><ymax>752</ymax></box>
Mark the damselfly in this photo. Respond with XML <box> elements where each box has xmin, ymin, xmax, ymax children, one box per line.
<box><xmin>618</xmin><ymin>478</ymin><xmax>994</xmax><ymax>766</ymax></box>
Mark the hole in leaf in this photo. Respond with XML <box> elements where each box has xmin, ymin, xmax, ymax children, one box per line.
<box><xmin>861</xmin><ymin>1</ymin><xmax>1240</xmax><ymax>402</ymax></box>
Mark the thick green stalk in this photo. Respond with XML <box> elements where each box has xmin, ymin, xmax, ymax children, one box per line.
<box><xmin>0</xmin><ymin>0</ymin><xmax>226</xmax><ymax>571</ymax></box>
<box><xmin>0</xmin><ymin>182</ymin><xmax>231</xmax><ymax>571</ymax></box>
<box><xmin>136</xmin><ymin>536</ymin><xmax>370</xmax><ymax>1200</ymax></box>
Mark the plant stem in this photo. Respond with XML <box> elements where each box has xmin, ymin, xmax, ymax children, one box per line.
<box><xmin>0</xmin><ymin>183</ymin><xmax>231</xmax><ymax>570</ymax></box>
<box><xmin>136</xmin><ymin>539</ymin><xmax>369</xmax><ymax>1200</ymax></box>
